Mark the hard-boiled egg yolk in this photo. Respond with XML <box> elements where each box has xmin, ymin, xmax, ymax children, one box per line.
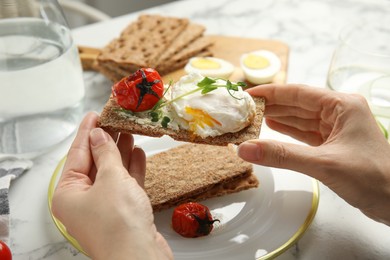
<box><xmin>243</xmin><ymin>54</ymin><xmax>270</xmax><ymax>69</ymax></box>
<box><xmin>184</xmin><ymin>57</ymin><xmax>235</xmax><ymax>79</ymax></box>
<box><xmin>191</xmin><ymin>58</ymin><xmax>221</xmax><ymax>70</ymax></box>
<box><xmin>240</xmin><ymin>50</ymin><xmax>281</xmax><ymax>84</ymax></box>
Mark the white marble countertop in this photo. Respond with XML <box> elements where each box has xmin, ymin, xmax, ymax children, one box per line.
<box><xmin>8</xmin><ymin>0</ymin><xmax>390</xmax><ymax>259</ymax></box>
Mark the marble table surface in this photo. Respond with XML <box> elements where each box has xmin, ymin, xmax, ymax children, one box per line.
<box><xmin>8</xmin><ymin>0</ymin><xmax>390</xmax><ymax>259</ymax></box>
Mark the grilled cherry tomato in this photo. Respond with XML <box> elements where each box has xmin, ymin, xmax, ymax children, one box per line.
<box><xmin>172</xmin><ymin>202</ymin><xmax>219</xmax><ymax>238</ymax></box>
<box><xmin>112</xmin><ymin>68</ymin><xmax>164</xmax><ymax>112</ymax></box>
<box><xmin>0</xmin><ymin>240</ymin><xmax>12</xmax><ymax>260</ymax></box>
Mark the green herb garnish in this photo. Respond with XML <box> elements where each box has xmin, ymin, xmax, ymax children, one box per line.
<box><xmin>161</xmin><ymin>116</ymin><xmax>171</xmax><ymax>128</ymax></box>
<box><xmin>152</xmin><ymin>77</ymin><xmax>246</xmax><ymax>112</ymax></box>
<box><xmin>150</xmin><ymin>111</ymin><xmax>161</xmax><ymax>122</ymax></box>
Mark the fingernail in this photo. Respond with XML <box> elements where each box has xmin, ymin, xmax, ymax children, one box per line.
<box><xmin>90</xmin><ymin>128</ymin><xmax>108</xmax><ymax>147</ymax></box>
<box><xmin>237</xmin><ymin>141</ymin><xmax>262</xmax><ymax>161</ymax></box>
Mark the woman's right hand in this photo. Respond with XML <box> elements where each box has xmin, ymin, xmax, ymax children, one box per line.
<box><xmin>238</xmin><ymin>84</ymin><xmax>390</xmax><ymax>226</ymax></box>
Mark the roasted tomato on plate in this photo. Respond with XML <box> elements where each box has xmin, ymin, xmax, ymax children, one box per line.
<box><xmin>112</xmin><ymin>68</ymin><xmax>164</xmax><ymax>112</ymax></box>
<box><xmin>172</xmin><ymin>202</ymin><xmax>220</xmax><ymax>238</ymax></box>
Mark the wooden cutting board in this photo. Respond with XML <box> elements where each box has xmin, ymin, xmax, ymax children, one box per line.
<box><xmin>79</xmin><ymin>35</ymin><xmax>289</xmax><ymax>86</ymax></box>
<box><xmin>163</xmin><ymin>35</ymin><xmax>289</xmax><ymax>86</ymax></box>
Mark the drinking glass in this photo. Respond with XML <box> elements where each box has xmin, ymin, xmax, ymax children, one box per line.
<box><xmin>327</xmin><ymin>21</ymin><xmax>390</xmax><ymax>119</ymax></box>
<box><xmin>0</xmin><ymin>0</ymin><xmax>85</xmax><ymax>157</ymax></box>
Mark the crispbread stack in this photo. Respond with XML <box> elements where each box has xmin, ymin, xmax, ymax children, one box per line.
<box><xmin>154</xmin><ymin>24</ymin><xmax>213</xmax><ymax>75</ymax></box>
<box><xmin>97</xmin><ymin>96</ymin><xmax>265</xmax><ymax>146</ymax></box>
<box><xmin>145</xmin><ymin>144</ymin><xmax>259</xmax><ymax>212</ymax></box>
<box><xmin>96</xmin><ymin>14</ymin><xmax>213</xmax><ymax>82</ymax></box>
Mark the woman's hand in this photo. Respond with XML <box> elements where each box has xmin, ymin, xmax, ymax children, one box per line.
<box><xmin>51</xmin><ymin>112</ymin><xmax>173</xmax><ymax>260</ymax></box>
<box><xmin>238</xmin><ymin>84</ymin><xmax>390</xmax><ymax>226</ymax></box>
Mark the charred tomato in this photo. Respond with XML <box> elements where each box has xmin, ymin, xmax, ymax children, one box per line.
<box><xmin>172</xmin><ymin>202</ymin><xmax>219</xmax><ymax>238</ymax></box>
<box><xmin>112</xmin><ymin>68</ymin><xmax>164</xmax><ymax>112</ymax></box>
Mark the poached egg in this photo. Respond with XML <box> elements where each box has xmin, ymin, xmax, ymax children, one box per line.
<box><xmin>168</xmin><ymin>73</ymin><xmax>256</xmax><ymax>138</ymax></box>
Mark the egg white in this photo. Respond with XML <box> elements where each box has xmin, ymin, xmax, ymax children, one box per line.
<box><xmin>240</xmin><ymin>50</ymin><xmax>281</xmax><ymax>84</ymax></box>
<box><xmin>168</xmin><ymin>73</ymin><xmax>256</xmax><ymax>138</ymax></box>
<box><xmin>184</xmin><ymin>57</ymin><xmax>235</xmax><ymax>79</ymax></box>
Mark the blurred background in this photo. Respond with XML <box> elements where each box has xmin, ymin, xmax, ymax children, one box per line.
<box><xmin>85</xmin><ymin>0</ymin><xmax>177</xmax><ymax>16</ymax></box>
<box><xmin>60</xmin><ymin>0</ymin><xmax>178</xmax><ymax>28</ymax></box>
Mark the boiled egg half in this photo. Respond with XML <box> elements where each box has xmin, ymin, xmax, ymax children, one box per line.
<box><xmin>240</xmin><ymin>50</ymin><xmax>281</xmax><ymax>84</ymax></box>
<box><xmin>168</xmin><ymin>73</ymin><xmax>256</xmax><ymax>138</ymax></box>
<box><xmin>184</xmin><ymin>57</ymin><xmax>235</xmax><ymax>79</ymax></box>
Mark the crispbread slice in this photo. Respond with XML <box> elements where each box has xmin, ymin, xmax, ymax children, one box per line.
<box><xmin>158</xmin><ymin>49</ymin><xmax>213</xmax><ymax>76</ymax></box>
<box><xmin>97</xmin><ymin>14</ymin><xmax>189</xmax><ymax>72</ymax></box>
<box><xmin>97</xmin><ymin>95</ymin><xmax>265</xmax><ymax>146</ymax></box>
<box><xmin>156</xmin><ymin>36</ymin><xmax>214</xmax><ymax>75</ymax></box>
<box><xmin>97</xmin><ymin>62</ymin><xmax>129</xmax><ymax>82</ymax></box>
<box><xmin>189</xmin><ymin>174</ymin><xmax>259</xmax><ymax>202</ymax></box>
<box><xmin>96</xmin><ymin>63</ymin><xmax>124</xmax><ymax>82</ymax></box>
<box><xmin>144</xmin><ymin>144</ymin><xmax>259</xmax><ymax>212</ymax></box>
<box><xmin>154</xmin><ymin>23</ymin><xmax>206</xmax><ymax>68</ymax></box>
<box><xmin>160</xmin><ymin>48</ymin><xmax>213</xmax><ymax>75</ymax></box>
<box><xmin>98</xmin><ymin>46</ymin><xmax>214</xmax><ymax>82</ymax></box>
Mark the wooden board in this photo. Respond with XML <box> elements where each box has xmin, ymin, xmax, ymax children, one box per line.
<box><xmin>162</xmin><ymin>35</ymin><xmax>289</xmax><ymax>86</ymax></box>
<box><xmin>78</xmin><ymin>35</ymin><xmax>289</xmax><ymax>85</ymax></box>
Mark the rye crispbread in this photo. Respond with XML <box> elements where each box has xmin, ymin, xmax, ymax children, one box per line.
<box><xmin>97</xmin><ymin>95</ymin><xmax>265</xmax><ymax>146</ymax></box>
<box><xmin>96</xmin><ymin>14</ymin><xmax>213</xmax><ymax>80</ymax></box>
<box><xmin>154</xmin><ymin>23</ymin><xmax>206</xmax><ymax>68</ymax></box>
<box><xmin>97</xmin><ymin>14</ymin><xmax>189</xmax><ymax>71</ymax></box>
<box><xmin>144</xmin><ymin>143</ymin><xmax>259</xmax><ymax>212</ymax></box>
<box><xmin>156</xmin><ymin>36</ymin><xmax>214</xmax><ymax>75</ymax></box>
<box><xmin>97</xmin><ymin>47</ymin><xmax>213</xmax><ymax>83</ymax></box>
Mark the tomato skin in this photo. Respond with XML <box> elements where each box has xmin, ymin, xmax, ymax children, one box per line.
<box><xmin>0</xmin><ymin>240</ymin><xmax>12</xmax><ymax>260</ymax></box>
<box><xmin>172</xmin><ymin>202</ymin><xmax>219</xmax><ymax>238</ymax></box>
<box><xmin>112</xmin><ymin>68</ymin><xmax>164</xmax><ymax>112</ymax></box>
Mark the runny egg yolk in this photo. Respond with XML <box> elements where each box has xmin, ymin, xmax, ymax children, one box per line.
<box><xmin>243</xmin><ymin>54</ymin><xmax>270</xmax><ymax>69</ymax></box>
<box><xmin>185</xmin><ymin>107</ymin><xmax>222</xmax><ymax>132</ymax></box>
<box><xmin>191</xmin><ymin>58</ymin><xmax>221</xmax><ymax>70</ymax></box>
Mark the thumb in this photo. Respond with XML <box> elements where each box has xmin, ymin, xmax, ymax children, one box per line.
<box><xmin>237</xmin><ymin>139</ymin><xmax>319</xmax><ymax>177</ymax></box>
<box><xmin>89</xmin><ymin>128</ymin><xmax>125</xmax><ymax>179</ymax></box>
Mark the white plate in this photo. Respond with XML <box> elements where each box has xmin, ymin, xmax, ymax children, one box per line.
<box><xmin>48</xmin><ymin>135</ymin><xmax>319</xmax><ymax>260</ymax></box>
